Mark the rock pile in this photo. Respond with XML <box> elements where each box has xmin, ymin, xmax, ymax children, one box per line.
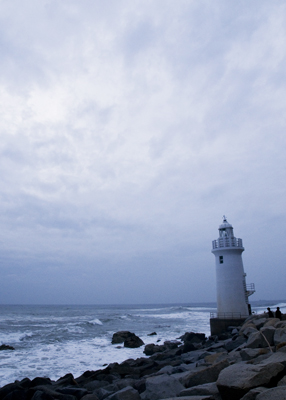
<box><xmin>1</xmin><ymin>314</ymin><xmax>286</xmax><ymax>400</ymax></box>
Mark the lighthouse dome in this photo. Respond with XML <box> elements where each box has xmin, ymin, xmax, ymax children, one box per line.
<box><xmin>219</xmin><ymin>217</ymin><xmax>233</xmax><ymax>230</ymax></box>
<box><xmin>218</xmin><ymin>216</ymin><xmax>234</xmax><ymax>238</ymax></box>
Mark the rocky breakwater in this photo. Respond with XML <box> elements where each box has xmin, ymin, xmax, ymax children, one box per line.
<box><xmin>1</xmin><ymin>314</ymin><xmax>286</xmax><ymax>400</ymax></box>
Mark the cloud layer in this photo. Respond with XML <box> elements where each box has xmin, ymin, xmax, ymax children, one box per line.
<box><xmin>1</xmin><ymin>0</ymin><xmax>286</xmax><ymax>304</ymax></box>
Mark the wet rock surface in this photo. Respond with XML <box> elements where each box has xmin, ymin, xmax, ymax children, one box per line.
<box><xmin>1</xmin><ymin>314</ymin><xmax>286</xmax><ymax>400</ymax></box>
<box><xmin>0</xmin><ymin>344</ymin><xmax>15</xmax><ymax>351</ymax></box>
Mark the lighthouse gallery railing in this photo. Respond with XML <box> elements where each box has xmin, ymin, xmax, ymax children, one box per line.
<box><xmin>210</xmin><ymin>312</ymin><xmax>249</xmax><ymax>319</ymax></box>
<box><xmin>212</xmin><ymin>237</ymin><xmax>243</xmax><ymax>249</ymax></box>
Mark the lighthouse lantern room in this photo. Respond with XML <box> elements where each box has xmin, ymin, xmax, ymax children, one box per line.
<box><xmin>211</xmin><ymin>216</ymin><xmax>255</xmax><ymax>319</ymax></box>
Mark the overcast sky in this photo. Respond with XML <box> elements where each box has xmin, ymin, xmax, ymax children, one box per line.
<box><xmin>0</xmin><ymin>0</ymin><xmax>285</xmax><ymax>304</ymax></box>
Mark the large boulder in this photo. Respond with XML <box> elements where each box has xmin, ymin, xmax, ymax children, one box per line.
<box><xmin>140</xmin><ymin>374</ymin><xmax>184</xmax><ymax>400</ymax></box>
<box><xmin>216</xmin><ymin>353</ymin><xmax>286</xmax><ymax>400</ymax></box>
<box><xmin>180</xmin><ymin>332</ymin><xmax>206</xmax><ymax>344</ymax></box>
<box><xmin>143</xmin><ymin>341</ymin><xmax>179</xmax><ymax>355</ymax></box>
<box><xmin>241</xmin><ymin>326</ymin><xmax>258</xmax><ymax>338</ymax></box>
<box><xmin>112</xmin><ymin>332</ymin><xmax>136</xmax><ymax>344</ymax></box>
<box><xmin>179</xmin><ymin>332</ymin><xmax>205</xmax><ymax>354</ymax></box>
<box><xmin>144</xmin><ymin>343</ymin><xmax>162</xmax><ymax>355</ymax></box>
<box><xmin>181</xmin><ymin>359</ymin><xmax>230</xmax><ymax>388</ymax></box>
<box><xmin>245</xmin><ymin>329</ymin><xmax>274</xmax><ymax>349</ymax></box>
<box><xmin>124</xmin><ymin>335</ymin><xmax>144</xmax><ymax>348</ymax></box>
<box><xmin>111</xmin><ymin>331</ymin><xmax>144</xmax><ymax>348</ymax></box>
<box><xmin>245</xmin><ymin>327</ymin><xmax>275</xmax><ymax>349</ymax></box>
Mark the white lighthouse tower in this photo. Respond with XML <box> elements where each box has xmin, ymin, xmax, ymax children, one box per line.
<box><xmin>211</xmin><ymin>216</ymin><xmax>255</xmax><ymax>319</ymax></box>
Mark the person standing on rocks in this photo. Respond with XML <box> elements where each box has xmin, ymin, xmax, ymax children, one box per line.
<box><xmin>275</xmin><ymin>307</ymin><xmax>282</xmax><ymax>320</ymax></box>
<box><xmin>267</xmin><ymin>307</ymin><xmax>274</xmax><ymax>318</ymax></box>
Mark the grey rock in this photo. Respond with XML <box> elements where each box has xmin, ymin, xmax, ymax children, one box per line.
<box><xmin>157</xmin><ymin>365</ymin><xmax>174</xmax><ymax>374</ymax></box>
<box><xmin>0</xmin><ymin>344</ymin><xmax>15</xmax><ymax>351</ymax></box>
<box><xmin>30</xmin><ymin>387</ymin><xmax>77</xmax><ymax>400</ymax></box>
<box><xmin>81</xmin><ymin>395</ymin><xmax>100</xmax><ymax>400</ymax></box>
<box><xmin>240</xmin><ymin>348</ymin><xmax>270</xmax><ymax>361</ymax></box>
<box><xmin>105</xmin><ymin>386</ymin><xmax>140</xmax><ymax>400</ymax></box>
<box><xmin>181</xmin><ymin>341</ymin><xmax>196</xmax><ymax>353</ymax></box>
<box><xmin>245</xmin><ymin>326</ymin><xmax>275</xmax><ymax>349</ymax></box>
<box><xmin>277</xmin><ymin>343</ymin><xmax>286</xmax><ymax>352</ymax></box>
<box><xmin>112</xmin><ymin>332</ymin><xmax>136</xmax><ymax>345</ymax></box>
<box><xmin>227</xmin><ymin>351</ymin><xmax>243</xmax><ymax>364</ymax></box>
<box><xmin>278</xmin><ymin>375</ymin><xmax>286</xmax><ymax>386</ymax></box>
<box><xmin>206</xmin><ymin>342</ymin><xmax>226</xmax><ymax>351</ymax></box>
<box><xmin>180</xmin><ymin>332</ymin><xmax>206</xmax><ymax>344</ymax></box>
<box><xmin>181</xmin><ymin>350</ymin><xmax>210</xmax><ymax>364</ymax></box>
<box><xmin>204</xmin><ymin>352</ymin><xmax>228</xmax><ymax>365</ymax></box>
<box><xmin>5</xmin><ymin>389</ymin><xmax>27</xmax><ymax>400</ymax></box>
<box><xmin>259</xmin><ymin>351</ymin><xmax>286</xmax><ymax>366</ymax></box>
<box><xmin>116</xmin><ymin>379</ymin><xmax>137</xmax><ymax>390</ymax></box>
<box><xmin>216</xmin><ymin>359</ymin><xmax>285</xmax><ymax>400</ymax></box>
<box><xmin>162</xmin><ymin>396</ymin><xmax>215</xmax><ymax>400</ymax></box>
<box><xmin>224</xmin><ymin>335</ymin><xmax>246</xmax><ymax>352</ymax></box>
<box><xmin>240</xmin><ymin>387</ymin><xmax>267</xmax><ymax>400</ymax></box>
<box><xmin>57</xmin><ymin>387</ymin><xmax>89</xmax><ymax>399</ymax></box>
<box><xmin>246</xmin><ymin>331</ymin><xmax>269</xmax><ymax>349</ymax></box>
<box><xmin>179</xmin><ymin>381</ymin><xmax>220</xmax><ymax>397</ymax></box>
<box><xmin>252</xmin><ymin>318</ymin><xmax>267</xmax><ymax>330</ymax></box>
<box><xmin>0</xmin><ymin>383</ymin><xmax>26</xmax><ymax>400</ymax></box>
<box><xmin>141</xmin><ymin>373</ymin><xmax>184</xmax><ymax>400</ymax></box>
<box><xmin>96</xmin><ymin>386</ymin><xmax>118</xmax><ymax>400</ymax></box>
<box><xmin>275</xmin><ymin>321</ymin><xmax>286</xmax><ymax>329</ymax></box>
<box><xmin>260</xmin><ymin>326</ymin><xmax>275</xmax><ymax>346</ymax></box>
<box><xmin>274</xmin><ymin>328</ymin><xmax>286</xmax><ymax>345</ymax></box>
<box><xmin>181</xmin><ymin>359</ymin><xmax>230</xmax><ymax>388</ymax></box>
<box><xmin>241</xmin><ymin>327</ymin><xmax>258</xmax><ymax>338</ymax></box>
<box><xmin>31</xmin><ymin>391</ymin><xmax>54</xmax><ymax>400</ymax></box>
<box><xmin>144</xmin><ymin>343</ymin><xmax>166</xmax><ymax>355</ymax></box>
<box><xmin>83</xmin><ymin>381</ymin><xmax>110</xmax><ymax>391</ymax></box>
<box><xmin>124</xmin><ymin>335</ymin><xmax>144</xmax><ymax>348</ymax></box>
<box><xmin>28</xmin><ymin>385</ymin><xmax>78</xmax><ymax>400</ymax></box>
<box><xmin>31</xmin><ymin>377</ymin><xmax>53</xmax><ymax>387</ymax></box>
<box><xmin>172</xmin><ymin>363</ymin><xmax>197</xmax><ymax>373</ymax></box>
<box><xmin>264</xmin><ymin>318</ymin><xmax>280</xmax><ymax>327</ymax></box>
<box><xmin>256</xmin><ymin>386</ymin><xmax>286</xmax><ymax>399</ymax></box>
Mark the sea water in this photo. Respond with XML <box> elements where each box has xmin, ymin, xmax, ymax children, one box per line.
<box><xmin>0</xmin><ymin>301</ymin><xmax>285</xmax><ymax>387</ymax></box>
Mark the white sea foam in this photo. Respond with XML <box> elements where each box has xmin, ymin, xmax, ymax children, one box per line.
<box><xmin>88</xmin><ymin>319</ymin><xmax>103</xmax><ymax>326</ymax></box>
<box><xmin>135</xmin><ymin>311</ymin><xmax>204</xmax><ymax>320</ymax></box>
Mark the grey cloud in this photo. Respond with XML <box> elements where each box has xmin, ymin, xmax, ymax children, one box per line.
<box><xmin>0</xmin><ymin>0</ymin><xmax>285</xmax><ymax>304</ymax></box>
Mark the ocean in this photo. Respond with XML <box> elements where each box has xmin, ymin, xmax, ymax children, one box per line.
<box><xmin>1</xmin><ymin>301</ymin><xmax>285</xmax><ymax>387</ymax></box>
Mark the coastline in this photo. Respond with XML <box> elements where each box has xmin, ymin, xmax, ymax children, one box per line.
<box><xmin>1</xmin><ymin>312</ymin><xmax>286</xmax><ymax>399</ymax></box>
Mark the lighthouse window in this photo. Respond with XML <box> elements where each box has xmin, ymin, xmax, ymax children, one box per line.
<box><xmin>219</xmin><ymin>256</ymin><xmax>223</xmax><ymax>264</ymax></box>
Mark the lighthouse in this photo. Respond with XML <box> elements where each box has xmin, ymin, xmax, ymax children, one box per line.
<box><xmin>210</xmin><ymin>217</ymin><xmax>255</xmax><ymax>334</ymax></box>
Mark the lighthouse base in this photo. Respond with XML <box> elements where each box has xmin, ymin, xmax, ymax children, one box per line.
<box><xmin>210</xmin><ymin>317</ymin><xmax>247</xmax><ymax>336</ymax></box>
